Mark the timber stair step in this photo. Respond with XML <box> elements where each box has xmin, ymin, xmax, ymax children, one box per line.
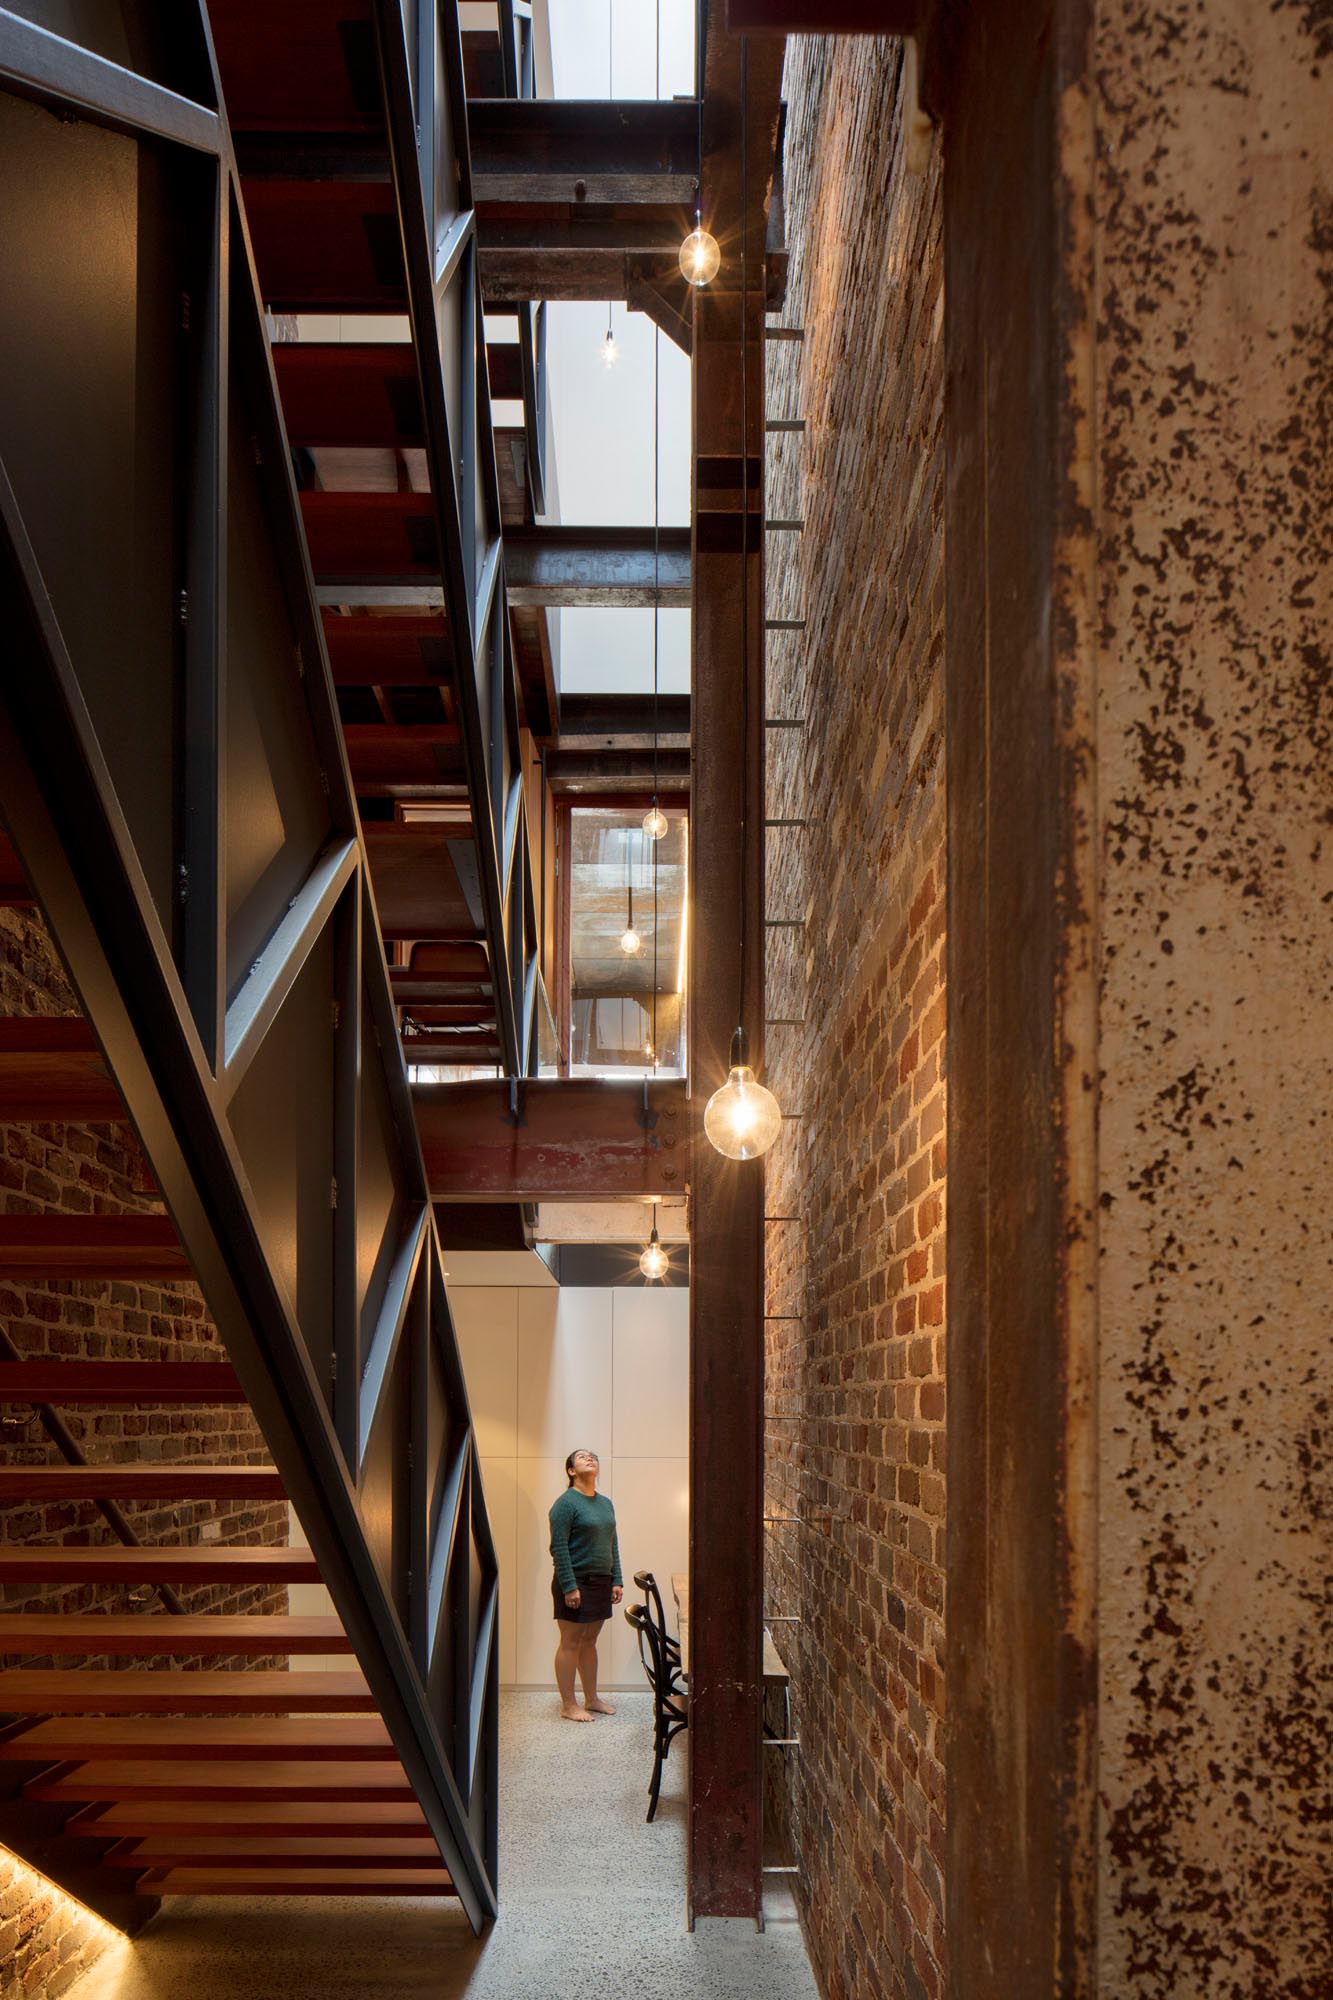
<box><xmin>241</xmin><ymin>180</ymin><xmax>404</xmax><ymax>315</ymax></box>
<box><xmin>272</xmin><ymin>344</ymin><xmax>421</xmax><ymax>449</ymax></box>
<box><xmin>2</xmin><ymin>1717</ymin><xmax>395</xmax><ymax>1761</ymax></box>
<box><xmin>207</xmin><ymin>1</ymin><xmax>379</xmax><ymax>137</ymax></box>
<box><xmin>132</xmin><ymin>1868</ymin><xmax>453</xmax><ymax>1896</ymax></box>
<box><xmin>105</xmin><ymin>1836</ymin><xmax>443</xmax><ymax>1867</ymax></box>
<box><xmin>0</xmin><ymin>1614</ymin><xmax>351</xmax><ymax>1656</ymax></box>
<box><xmin>0</xmin><ymin>1548</ymin><xmax>321</xmax><ymax>1586</ymax></box>
<box><xmin>0</xmin><ymin>1361</ymin><xmax>244</xmax><ymax>1404</ymax></box>
<box><xmin>0</xmin><ymin>1670</ymin><xmax>373</xmax><ymax>1715</ymax></box>
<box><xmin>0</xmin><ymin>1465</ymin><xmax>285</xmax><ymax>1501</ymax></box>
<box><xmin>67</xmin><ymin>1798</ymin><xmax>428</xmax><ymax>1838</ymax></box>
<box><xmin>0</xmin><ymin>1019</ymin><xmax>124</xmax><ymax>1121</ymax></box>
<box><xmin>322</xmin><ymin>611</ymin><xmax>453</xmax><ymax>689</ymax></box>
<box><xmin>0</xmin><ymin>1216</ymin><xmax>189</xmax><ymax>1280</ymax></box>
<box><xmin>301</xmin><ymin>489</ymin><xmax>438</xmax><ymax>579</ymax></box>
<box><xmin>27</xmin><ymin>1760</ymin><xmax>417</xmax><ymax>1803</ymax></box>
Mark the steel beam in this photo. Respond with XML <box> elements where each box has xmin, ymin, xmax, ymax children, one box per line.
<box><xmin>414</xmin><ymin>1079</ymin><xmax>689</xmax><ymax>1201</ymax></box>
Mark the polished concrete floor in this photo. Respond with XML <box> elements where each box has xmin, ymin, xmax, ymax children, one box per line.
<box><xmin>67</xmin><ymin>1692</ymin><xmax>820</xmax><ymax>2000</ymax></box>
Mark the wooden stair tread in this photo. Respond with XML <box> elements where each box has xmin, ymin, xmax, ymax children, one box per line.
<box><xmin>0</xmin><ymin>1614</ymin><xmax>350</xmax><ymax>1655</ymax></box>
<box><xmin>28</xmin><ymin>1761</ymin><xmax>416</xmax><ymax>1802</ymax></box>
<box><xmin>0</xmin><ymin>1019</ymin><xmax>123</xmax><ymax>1121</ymax></box>
<box><xmin>68</xmin><ymin>1799</ymin><xmax>427</xmax><ymax>1836</ymax></box>
<box><xmin>0</xmin><ymin>1465</ymin><xmax>284</xmax><ymax>1500</ymax></box>
<box><xmin>0</xmin><ymin>1216</ymin><xmax>189</xmax><ymax>1280</ymax></box>
<box><xmin>322</xmin><ymin>611</ymin><xmax>453</xmax><ymax>688</ymax></box>
<box><xmin>108</xmin><ymin>1836</ymin><xmax>443</xmax><ymax>1866</ymax></box>
<box><xmin>135</xmin><ymin>1869</ymin><xmax>454</xmax><ymax>1896</ymax></box>
<box><xmin>0</xmin><ymin>1670</ymin><xmax>373</xmax><ymax>1714</ymax></box>
<box><xmin>272</xmin><ymin>343</ymin><xmax>421</xmax><ymax>448</ymax></box>
<box><xmin>2</xmin><ymin>1717</ymin><xmax>394</xmax><ymax>1760</ymax></box>
<box><xmin>0</xmin><ymin>1549</ymin><xmax>322</xmax><ymax>1585</ymax></box>
<box><xmin>301</xmin><ymin>489</ymin><xmax>439</xmax><ymax>579</ymax></box>
<box><xmin>0</xmin><ymin>1360</ymin><xmax>242</xmax><ymax>1403</ymax></box>
<box><xmin>207</xmin><ymin>0</ymin><xmax>377</xmax><ymax>136</ymax></box>
<box><xmin>242</xmin><ymin>180</ymin><xmax>404</xmax><ymax>314</ymax></box>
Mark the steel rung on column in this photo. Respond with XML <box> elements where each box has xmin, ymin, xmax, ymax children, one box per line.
<box><xmin>764</xmin><ymin>617</ymin><xmax>806</xmax><ymax>630</ymax></box>
<box><xmin>764</xmin><ymin>326</ymin><xmax>805</xmax><ymax>341</ymax></box>
<box><xmin>765</xmin><ymin>518</ymin><xmax>804</xmax><ymax>531</ymax></box>
<box><xmin>765</xmin><ymin>418</ymin><xmax>805</xmax><ymax>433</ymax></box>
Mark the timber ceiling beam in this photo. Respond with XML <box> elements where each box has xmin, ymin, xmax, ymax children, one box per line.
<box><xmin>726</xmin><ymin>0</ymin><xmax>921</xmax><ymax>25</ymax></box>
<box><xmin>468</xmin><ymin>98</ymin><xmax>700</xmax><ymax>204</ymax></box>
<box><xmin>413</xmin><ymin>1079</ymin><xmax>689</xmax><ymax>1202</ymax></box>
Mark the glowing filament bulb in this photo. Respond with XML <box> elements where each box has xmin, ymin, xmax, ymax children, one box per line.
<box><xmin>643</xmin><ymin>803</ymin><xmax>669</xmax><ymax>840</ymax></box>
<box><xmin>601</xmin><ymin>327</ymin><xmax>620</xmax><ymax>369</ymax></box>
<box><xmin>703</xmin><ymin>1036</ymin><xmax>783</xmax><ymax>1161</ymax></box>
<box><xmin>639</xmin><ymin>1225</ymin><xmax>669</xmax><ymax>1282</ymax></box>
<box><xmin>679</xmin><ymin>225</ymin><xmax>721</xmax><ymax>288</ymax></box>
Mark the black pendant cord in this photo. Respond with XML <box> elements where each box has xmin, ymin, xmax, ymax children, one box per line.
<box><xmin>651</xmin><ymin>321</ymin><xmax>661</xmax><ymax>1069</ymax></box>
<box><xmin>736</xmin><ymin>32</ymin><xmax>750</xmax><ymax>1061</ymax></box>
<box><xmin>649</xmin><ymin>0</ymin><xmax>662</xmax><ymax>1073</ymax></box>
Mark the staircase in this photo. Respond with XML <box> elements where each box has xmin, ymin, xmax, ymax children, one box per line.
<box><xmin>208</xmin><ymin>0</ymin><xmax>552</xmax><ymax>1079</ymax></box>
<box><xmin>0</xmin><ymin>0</ymin><xmax>513</xmax><ymax>1934</ymax></box>
<box><xmin>0</xmin><ymin>1000</ymin><xmax>472</xmax><ymax>1915</ymax></box>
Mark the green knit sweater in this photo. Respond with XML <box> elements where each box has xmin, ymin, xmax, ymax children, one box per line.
<box><xmin>549</xmin><ymin>1487</ymin><xmax>622</xmax><ymax>1594</ymax></box>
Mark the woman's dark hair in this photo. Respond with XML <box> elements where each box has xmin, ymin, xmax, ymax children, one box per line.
<box><xmin>565</xmin><ymin>1447</ymin><xmax>597</xmax><ymax>1486</ymax></box>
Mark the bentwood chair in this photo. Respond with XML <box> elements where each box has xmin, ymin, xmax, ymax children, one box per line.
<box><xmin>632</xmin><ymin>1568</ymin><xmax>682</xmax><ymax>1671</ymax></box>
<box><xmin>624</xmin><ymin>1601</ymin><xmax>689</xmax><ymax>1822</ymax></box>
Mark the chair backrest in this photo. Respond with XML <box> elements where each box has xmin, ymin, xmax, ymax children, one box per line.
<box><xmin>624</xmin><ymin>1600</ymin><xmax>666</xmax><ymax>1695</ymax></box>
<box><xmin>632</xmin><ymin>1569</ymin><xmax>678</xmax><ymax>1658</ymax></box>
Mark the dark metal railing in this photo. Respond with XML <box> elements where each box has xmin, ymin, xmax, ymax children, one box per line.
<box><xmin>0</xmin><ymin>0</ymin><xmax>499</xmax><ymax>1929</ymax></box>
<box><xmin>376</xmin><ymin>0</ymin><xmax>542</xmax><ymax>1077</ymax></box>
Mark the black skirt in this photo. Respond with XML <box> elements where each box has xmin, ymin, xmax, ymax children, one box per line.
<box><xmin>552</xmin><ymin>1573</ymin><xmax>614</xmax><ymax>1623</ymax></box>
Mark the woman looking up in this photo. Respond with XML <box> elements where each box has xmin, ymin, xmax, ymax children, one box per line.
<box><xmin>549</xmin><ymin>1448</ymin><xmax>623</xmax><ymax>1722</ymax></box>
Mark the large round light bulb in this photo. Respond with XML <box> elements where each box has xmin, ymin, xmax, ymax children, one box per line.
<box><xmin>639</xmin><ymin>1228</ymin><xmax>669</xmax><ymax>1282</ymax></box>
<box><xmin>619</xmin><ymin>925</ymin><xmax>643</xmax><ymax>956</ymax></box>
<box><xmin>643</xmin><ymin>803</ymin><xmax>669</xmax><ymax>840</ymax></box>
<box><xmin>679</xmin><ymin>225</ymin><xmax>721</xmax><ymax>288</ymax></box>
<box><xmin>703</xmin><ymin>1063</ymin><xmax>782</xmax><ymax>1160</ymax></box>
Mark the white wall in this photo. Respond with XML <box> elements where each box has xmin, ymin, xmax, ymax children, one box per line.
<box><xmin>451</xmin><ymin>1285</ymin><xmax>689</xmax><ymax>1689</ymax></box>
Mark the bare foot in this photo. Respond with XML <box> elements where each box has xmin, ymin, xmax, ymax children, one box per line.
<box><xmin>560</xmin><ymin>1704</ymin><xmax>593</xmax><ymax>1722</ymax></box>
<box><xmin>585</xmin><ymin>1697</ymin><xmax>616</xmax><ymax>1715</ymax></box>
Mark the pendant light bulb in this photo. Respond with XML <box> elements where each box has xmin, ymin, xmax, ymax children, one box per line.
<box><xmin>601</xmin><ymin>326</ymin><xmax>620</xmax><ymax>369</ymax></box>
<box><xmin>643</xmin><ymin>802</ymin><xmax>669</xmax><ymax>840</ymax></box>
<box><xmin>619</xmin><ymin>882</ymin><xmax>642</xmax><ymax>957</ymax></box>
<box><xmin>704</xmin><ymin>1029</ymin><xmax>782</xmax><ymax>1160</ymax></box>
<box><xmin>679</xmin><ymin>217</ymin><xmax>721</xmax><ymax>288</ymax></box>
<box><xmin>638</xmin><ymin>1224</ymin><xmax>669</xmax><ymax>1282</ymax></box>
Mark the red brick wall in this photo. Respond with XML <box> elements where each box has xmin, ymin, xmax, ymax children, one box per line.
<box><xmin>0</xmin><ymin>904</ymin><xmax>289</xmax><ymax>1995</ymax></box>
<box><xmin>763</xmin><ymin>35</ymin><xmax>947</xmax><ymax>2000</ymax></box>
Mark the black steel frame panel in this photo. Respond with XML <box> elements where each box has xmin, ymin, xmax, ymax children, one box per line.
<box><xmin>0</xmin><ymin>0</ymin><xmax>499</xmax><ymax>1928</ymax></box>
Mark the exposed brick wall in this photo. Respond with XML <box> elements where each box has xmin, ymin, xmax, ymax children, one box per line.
<box><xmin>762</xmin><ymin>35</ymin><xmax>946</xmax><ymax>2000</ymax></box>
<box><xmin>0</xmin><ymin>1853</ymin><xmax>117</xmax><ymax>2000</ymax></box>
<box><xmin>0</xmin><ymin>904</ymin><xmax>289</xmax><ymax>1995</ymax></box>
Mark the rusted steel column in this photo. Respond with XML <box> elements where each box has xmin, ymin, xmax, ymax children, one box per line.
<box><xmin>687</xmin><ymin>16</ymin><xmax>784</xmax><ymax>1930</ymax></box>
